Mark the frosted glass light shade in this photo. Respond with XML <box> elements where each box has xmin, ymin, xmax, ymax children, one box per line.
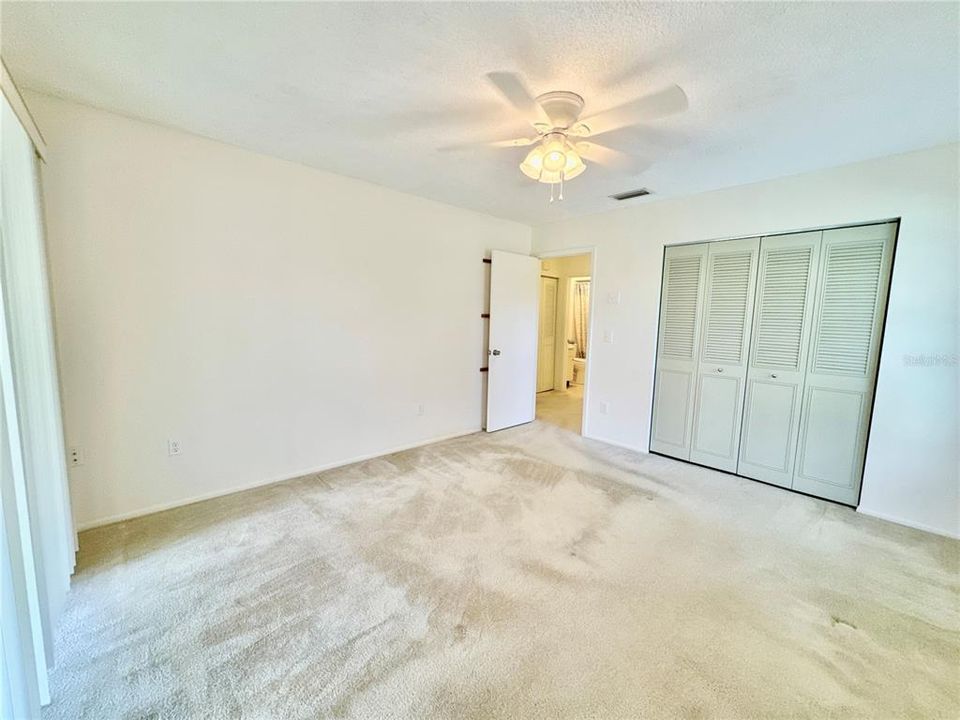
<box><xmin>520</xmin><ymin>138</ymin><xmax>585</xmax><ymax>184</ymax></box>
<box><xmin>520</xmin><ymin>145</ymin><xmax>545</xmax><ymax>180</ymax></box>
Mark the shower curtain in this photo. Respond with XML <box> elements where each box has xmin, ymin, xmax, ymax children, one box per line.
<box><xmin>573</xmin><ymin>280</ymin><xmax>590</xmax><ymax>359</ymax></box>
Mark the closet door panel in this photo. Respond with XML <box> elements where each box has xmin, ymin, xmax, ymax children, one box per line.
<box><xmin>793</xmin><ymin>223</ymin><xmax>895</xmax><ymax>504</ymax></box>
<box><xmin>690</xmin><ymin>237</ymin><xmax>760</xmax><ymax>471</ymax></box>
<box><xmin>652</xmin><ymin>370</ymin><xmax>694</xmax><ymax>449</ymax></box>
<box><xmin>691</xmin><ymin>374</ymin><xmax>742</xmax><ymax>459</ymax></box>
<box><xmin>740</xmin><ymin>381</ymin><xmax>800</xmax><ymax>472</ymax></box>
<box><xmin>796</xmin><ymin>388</ymin><xmax>865</xmax><ymax>482</ymax></box>
<box><xmin>738</xmin><ymin>231</ymin><xmax>821</xmax><ymax>487</ymax></box>
<box><xmin>650</xmin><ymin>244</ymin><xmax>708</xmax><ymax>459</ymax></box>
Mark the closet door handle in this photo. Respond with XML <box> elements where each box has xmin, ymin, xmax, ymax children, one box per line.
<box><xmin>490</xmin><ymin>349</ymin><xmax>501</xmax><ymax>356</ymax></box>
<box><xmin>716</xmin><ymin>368</ymin><xmax>724</xmax><ymax>373</ymax></box>
<box><xmin>770</xmin><ymin>373</ymin><xmax>778</xmax><ymax>379</ymax></box>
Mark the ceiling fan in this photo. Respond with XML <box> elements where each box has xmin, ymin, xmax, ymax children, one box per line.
<box><xmin>458</xmin><ymin>72</ymin><xmax>689</xmax><ymax>201</ymax></box>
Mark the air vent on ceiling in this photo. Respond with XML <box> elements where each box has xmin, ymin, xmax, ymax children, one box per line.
<box><xmin>610</xmin><ymin>188</ymin><xmax>651</xmax><ymax>201</ymax></box>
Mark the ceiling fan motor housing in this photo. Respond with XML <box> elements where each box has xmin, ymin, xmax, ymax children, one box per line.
<box><xmin>536</xmin><ymin>91</ymin><xmax>585</xmax><ymax>129</ymax></box>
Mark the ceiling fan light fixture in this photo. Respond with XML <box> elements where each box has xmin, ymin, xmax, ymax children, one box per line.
<box><xmin>479</xmin><ymin>72</ymin><xmax>688</xmax><ymax>202</ymax></box>
<box><xmin>520</xmin><ymin>134</ymin><xmax>585</xmax><ymax>184</ymax></box>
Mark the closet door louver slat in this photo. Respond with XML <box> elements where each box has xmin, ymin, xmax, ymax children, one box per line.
<box><xmin>751</xmin><ymin>248</ymin><xmax>813</xmax><ymax>370</ymax></box>
<box><xmin>702</xmin><ymin>252</ymin><xmax>754</xmax><ymax>364</ymax></box>
<box><xmin>660</xmin><ymin>256</ymin><xmax>703</xmax><ymax>360</ymax></box>
<box><xmin>811</xmin><ymin>242</ymin><xmax>885</xmax><ymax>376</ymax></box>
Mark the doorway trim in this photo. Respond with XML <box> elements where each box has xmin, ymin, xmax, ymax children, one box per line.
<box><xmin>536</xmin><ymin>246</ymin><xmax>598</xmax><ymax>436</ymax></box>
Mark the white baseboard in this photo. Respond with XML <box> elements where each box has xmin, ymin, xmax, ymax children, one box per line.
<box><xmin>856</xmin><ymin>507</ymin><xmax>960</xmax><ymax>540</ymax></box>
<box><xmin>75</xmin><ymin>428</ymin><xmax>481</xmax><ymax>532</ymax></box>
<box><xmin>582</xmin><ymin>432</ymin><xmax>647</xmax><ymax>454</ymax></box>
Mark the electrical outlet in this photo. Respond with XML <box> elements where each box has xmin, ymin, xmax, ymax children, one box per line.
<box><xmin>68</xmin><ymin>446</ymin><xmax>84</xmax><ymax>467</ymax></box>
<box><xmin>599</xmin><ymin>401</ymin><xmax>609</xmax><ymax>415</ymax></box>
<box><xmin>607</xmin><ymin>290</ymin><xmax>621</xmax><ymax>305</ymax></box>
<box><xmin>167</xmin><ymin>439</ymin><xmax>182</xmax><ymax>456</ymax></box>
<box><xmin>603</xmin><ymin>329</ymin><xmax>615</xmax><ymax>343</ymax></box>
<box><xmin>417</xmin><ymin>403</ymin><xmax>425</xmax><ymax>417</ymax></box>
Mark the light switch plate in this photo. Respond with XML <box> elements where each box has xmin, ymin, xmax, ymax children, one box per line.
<box><xmin>603</xmin><ymin>329</ymin><xmax>615</xmax><ymax>343</ymax></box>
<box><xmin>607</xmin><ymin>290</ymin><xmax>621</xmax><ymax>305</ymax></box>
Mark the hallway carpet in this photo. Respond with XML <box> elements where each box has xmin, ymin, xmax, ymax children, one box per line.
<box><xmin>45</xmin><ymin>422</ymin><xmax>958</xmax><ymax>719</ymax></box>
<box><xmin>536</xmin><ymin>384</ymin><xmax>583</xmax><ymax>434</ymax></box>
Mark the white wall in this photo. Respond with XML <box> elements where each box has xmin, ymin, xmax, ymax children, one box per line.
<box><xmin>533</xmin><ymin>144</ymin><xmax>959</xmax><ymax>538</ymax></box>
<box><xmin>28</xmin><ymin>93</ymin><xmax>531</xmax><ymax>530</ymax></box>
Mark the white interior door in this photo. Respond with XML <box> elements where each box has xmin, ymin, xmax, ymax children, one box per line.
<box><xmin>689</xmin><ymin>237</ymin><xmax>760</xmax><ymax>472</ymax></box>
<box><xmin>486</xmin><ymin>250</ymin><xmax>540</xmax><ymax>432</ymax></box>
<box><xmin>738</xmin><ymin>231</ymin><xmax>822</xmax><ymax>487</ymax></box>
<box><xmin>537</xmin><ymin>276</ymin><xmax>558</xmax><ymax>393</ymax></box>
<box><xmin>650</xmin><ymin>243</ymin><xmax>708</xmax><ymax>459</ymax></box>
<box><xmin>792</xmin><ymin>222</ymin><xmax>895</xmax><ymax>504</ymax></box>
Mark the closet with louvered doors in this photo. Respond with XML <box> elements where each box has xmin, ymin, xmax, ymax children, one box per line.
<box><xmin>651</xmin><ymin>221</ymin><xmax>897</xmax><ymax>506</ymax></box>
<box><xmin>688</xmin><ymin>237</ymin><xmax>760</xmax><ymax>472</ymax></box>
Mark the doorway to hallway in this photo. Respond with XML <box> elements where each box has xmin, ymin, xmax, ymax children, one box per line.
<box><xmin>536</xmin><ymin>383</ymin><xmax>584</xmax><ymax>433</ymax></box>
<box><xmin>535</xmin><ymin>251</ymin><xmax>592</xmax><ymax>435</ymax></box>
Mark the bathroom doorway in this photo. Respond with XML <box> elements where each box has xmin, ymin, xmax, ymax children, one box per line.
<box><xmin>535</xmin><ymin>251</ymin><xmax>593</xmax><ymax>435</ymax></box>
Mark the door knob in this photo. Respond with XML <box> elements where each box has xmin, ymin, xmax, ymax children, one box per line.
<box><xmin>716</xmin><ymin>368</ymin><xmax>724</xmax><ymax>373</ymax></box>
<box><xmin>770</xmin><ymin>373</ymin><xmax>778</xmax><ymax>379</ymax></box>
<box><xmin>491</xmin><ymin>349</ymin><xmax>501</xmax><ymax>356</ymax></box>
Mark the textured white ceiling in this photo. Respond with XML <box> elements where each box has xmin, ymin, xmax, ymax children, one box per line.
<box><xmin>3</xmin><ymin>2</ymin><xmax>958</xmax><ymax>225</ymax></box>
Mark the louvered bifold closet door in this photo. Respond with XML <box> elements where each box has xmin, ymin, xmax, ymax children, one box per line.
<box><xmin>689</xmin><ymin>238</ymin><xmax>760</xmax><ymax>472</ymax></box>
<box><xmin>650</xmin><ymin>243</ymin><xmax>708</xmax><ymax>459</ymax></box>
<box><xmin>792</xmin><ymin>223</ymin><xmax>896</xmax><ymax>504</ymax></box>
<box><xmin>737</xmin><ymin>232</ymin><xmax>822</xmax><ymax>487</ymax></box>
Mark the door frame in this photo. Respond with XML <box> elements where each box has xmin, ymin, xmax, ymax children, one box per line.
<box><xmin>537</xmin><ymin>247</ymin><xmax>597</xmax><ymax>436</ymax></box>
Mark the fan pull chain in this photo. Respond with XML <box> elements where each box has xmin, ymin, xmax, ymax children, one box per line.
<box><xmin>559</xmin><ymin>171</ymin><xmax>564</xmax><ymax>201</ymax></box>
<box><xmin>549</xmin><ymin>182</ymin><xmax>555</xmax><ymax>203</ymax></box>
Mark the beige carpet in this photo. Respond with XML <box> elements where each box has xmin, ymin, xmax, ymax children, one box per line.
<box><xmin>45</xmin><ymin>421</ymin><xmax>958</xmax><ymax>719</ymax></box>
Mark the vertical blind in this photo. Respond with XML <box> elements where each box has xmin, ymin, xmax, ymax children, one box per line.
<box><xmin>1</xmin><ymin>92</ymin><xmax>76</xmax><ymax>716</ymax></box>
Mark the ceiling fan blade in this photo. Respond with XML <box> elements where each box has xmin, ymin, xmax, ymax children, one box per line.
<box><xmin>578</xmin><ymin>85</ymin><xmax>688</xmax><ymax>137</ymax></box>
<box><xmin>438</xmin><ymin>136</ymin><xmax>539</xmax><ymax>152</ymax></box>
<box><xmin>577</xmin><ymin>142</ymin><xmax>649</xmax><ymax>174</ymax></box>
<box><xmin>485</xmin><ymin>72</ymin><xmax>551</xmax><ymax>124</ymax></box>
<box><xmin>489</xmin><ymin>137</ymin><xmax>539</xmax><ymax>148</ymax></box>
